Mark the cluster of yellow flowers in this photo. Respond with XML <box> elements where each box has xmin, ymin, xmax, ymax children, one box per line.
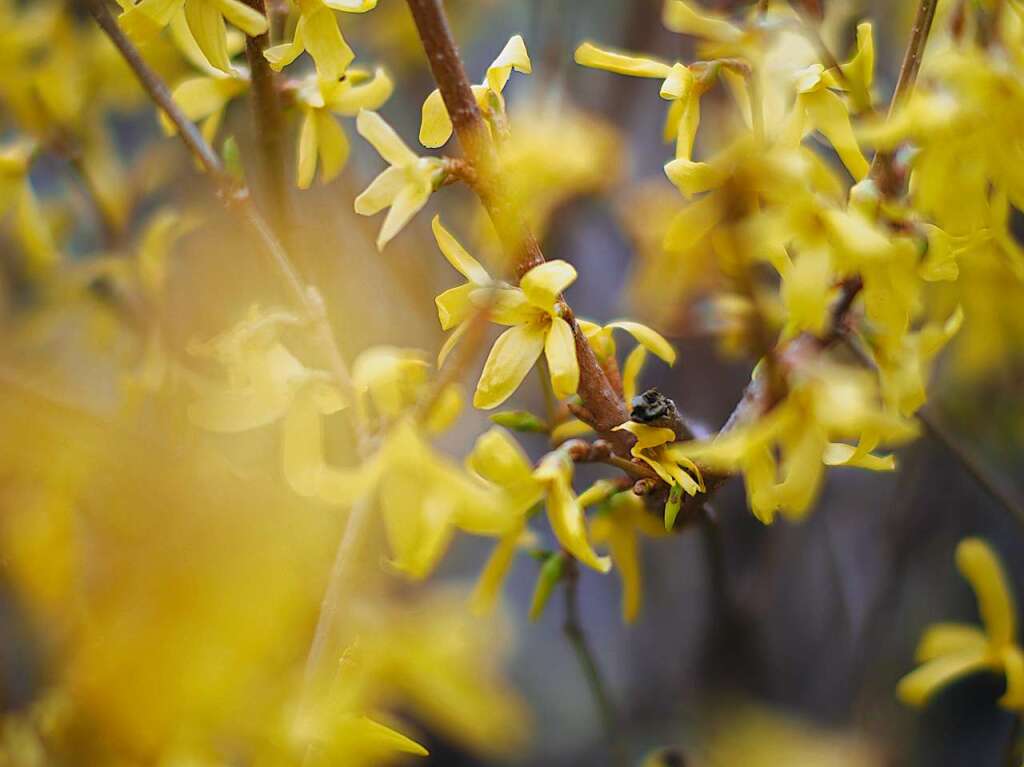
<box><xmin>2</xmin><ymin>0</ymin><xmax>1023</xmax><ymax>762</ymax></box>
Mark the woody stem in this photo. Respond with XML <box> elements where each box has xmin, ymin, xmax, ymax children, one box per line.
<box><xmin>404</xmin><ymin>0</ymin><xmax>629</xmax><ymax>440</ymax></box>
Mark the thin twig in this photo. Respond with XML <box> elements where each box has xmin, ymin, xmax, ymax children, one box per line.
<box><xmin>918</xmin><ymin>408</ymin><xmax>1024</xmax><ymax>527</ymax></box>
<box><xmin>562</xmin><ymin>560</ymin><xmax>628</xmax><ymax>767</ymax></box>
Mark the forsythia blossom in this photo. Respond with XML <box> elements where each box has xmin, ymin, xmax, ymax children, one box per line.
<box><xmin>354</xmin><ymin>109</ymin><xmax>444</xmax><ymax>249</ymax></box>
<box><xmin>899</xmin><ymin>538</ymin><xmax>1024</xmax><ymax>710</ymax></box>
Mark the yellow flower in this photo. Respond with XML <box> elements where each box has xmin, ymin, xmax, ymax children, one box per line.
<box><xmin>466</xmin><ymin>428</ymin><xmax>610</xmax><ymax>609</ymax></box>
<box><xmin>780</xmin><ymin>63</ymin><xmax>869</xmax><ymax>180</ymax></box>
<box><xmin>473</xmin><ymin>260</ymin><xmax>580</xmax><ymax>409</ymax></box>
<box><xmin>119</xmin><ymin>0</ymin><xmax>268</xmax><ymax>73</ymax></box>
<box><xmin>264</xmin><ymin>0</ymin><xmax>377</xmax><ymax>82</ymax></box>
<box><xmin>0</xmin><ymin>138</ymin><xmax>56</xmax><ymax>274</ymax></box>
<box><xmin>616</xmin><ymin>421</ymin><xmax>703</xmax><ymax>495</ymax></box>
<box><xmin>671</xmin><ymin>363</ymin><xmax>916</xmax><ymax>523</ymax></box>
<box><xmin>161</xmin><ymin>69</ymin><xmax>248</xmax><ymax>145</ymax></box>
<box><xmin>574</xmin><ymin>42</ymin><xmax>722</xmax><ymax>173</ymax></box>
<box><xmin>353</xmin><ymin>109</ymin><xmax>444</xmax><ymax>250</ymax></box>
<box><xmin>587</xmin><ymin>486</ymin><xmax>669</xmax><ymax>623</ymax></box>
<box><xmin>661</xmin><ymin>0</ymin><xmax>743</xmax><ymax>46</ymax></box>
<box><xmin>898</xmin><ymin>538</ymin><xmax>1024</xmax><ymax>710</ymax></box>
<box><xmin>294</xmin><ymin>67</ymin><xmax>393</xmax><ymax>188</ymax></box>
<box><xmin>431</xmin><ymin>215</ymin><xmax>499</xmax><ymax>358</ymax></box>
<box><xmin>419</xmin><ymin>35</ymin><xmax>531</xmax><ymax>148</ymax></box>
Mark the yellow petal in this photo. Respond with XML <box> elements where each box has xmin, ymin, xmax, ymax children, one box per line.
<box><xmin>474</xmin><ymin>323</ymin><xmax>547</xmax><ymax>409</ymax></box>
<box><xmin>297</xmin><ymin>109</ymin><xmax>318</xmax><ymax>189</ymax></box>
<box><xmin>322</xmin><ymin>0</ymin><xmax>377</xmax><ymax>11</ymax></box>
<box><xmin>544</xmin><ymin>317</ymin><xmax>580</xmax><ymax>399</ymax></box>
<box><xmin>606</xmin><ymin>521</ymin><xmax>641</xmax><ymax>622</ymax></box>
<box><xmin>435</xmin><ymin>283</ymin><xmax>476</xmax><ymax>331</ymax></box>
<box><xmin>356</xmin><ymin>109</ymin><xmax>417</xmax><ymax>167</ymax></box>
<box><xmin>325</xmin><ymin>67</ymin><xmax>393</xmax><ymax>115</ymax></box>
<box><xmin>897</xmin><ymin>648</ymin><xmax>993</xmax><ymax>708</ymax></box>
<box><xmin>299</xmin><ymin>4</ymin><xmax>354</xmax><ymax>81</ymax></box>
<box><xmin>605</xmin><ymin>320</ymin><xmax>676</xmax><ymax>364</ymax></box>
<box><xmin>621</xmin><ymin>345</ymin><xmax>647</xmax><ymax>404</ymax></box>
<box><xmin>520</xmin><ymin>259</ymin><xmax>577</xmax><ymax>310</ymax></box>
<box><xmin>486</xmin><ymin>34</ymin><xmax>532</xmax><ymax>94</ymax></box>
<box><xmin>916</xmin><ymin>623</ymin><xmax>989</xmax><ymax>662</ymax></box>
<box><xmin>432</xmin><ymin>215</ymin><xmax>491</xmax><ymax>283</ymax></box>
<box><xmin>185</xmin><ymin>0</ymin><xmax>232</xmax><ymax>73</ymax></box>
<box><xmin>342</xmin><ymin>717</ymin><xmax>428</xmax><ymax>758</ymax></box>
<box><xmin>471</xmin><ymin>527</ymin><xmax>524</xmax><ymax>615</ymax></box>
<box><xmin>466</xmin><ymin>427</ymin><xmax>535</xmax><ymax>487</ymax></box>
<box><xmin>662</xmin><ymin>0</ymin><xmax>742</xmax><ymax>43</ymax></box>
<box><xmin>664</xmin><ymin>192</ymin><xmax>723</xmax><ymax>253</ymax></box>
<box><xmin>419</xmin><ymin>88</ymin><xmax>453</xmax><ymax>148</ymax></box>
<box><xmin>264</xmin><ymin>28</ymin><xmax>304</xmax><ymax>71</ymax></box>
<box><xmin>437</xmin><ymin>322</ymin><xmax>468</xmax><ymax>368</ymax></box>
<box><xmin>163</xmin><ymin>75</ymin><xmax>246</xmax><ymax>134</ymax></box>
<box><xmin>424</xmin><ymin>383</ymin><xmax>463</xmax><ymax>434</ymax></box>
<box><xmin>377</xmin><ymin>181</ymin><xmax>432</xmax><ymax>250</ymax></box>
<box><xmin>957</xmin><ymin>538</ymin><xmax>1017</xmax><ymax>646</ymax></box>
<box><xmin>314</xmin><ymin>110</ymin><xmax>349</xmax><ymax>184</ymax></box>
<box><xmin>209</xmin><ymin>0</ymin><xmax>268</xmax><ymax>36</ymax></box>
<box><xmin>536</xmin><ymin>457</ymin><xmax>611</xmax><ymax>573</ymax></box>
<box><xmin>574</xmin><ymin>42</ymin><xmax>672</xmax><ymax>79</ymax></box>
<box><xmin>616</xmin><ymin>421</ymin><xmax>676</xmax><ymax>452</ymax></box>
<box><xmin>802</xmin><ymin>89</ymin><xmax>869</xmax><ymax>180</ymax></box>
<box><xmin>1000</xmin><ymin>645</ymin><xmax>1024</xmax><ymax>710</ymax></box>
<box><xmin>550</xmin><ymin>418</ymin><xmax>594</xmax><ymax>444</ymax></box>
<box><xmin>353</xmin><ymin>165</ymin><xmax>404</xmax><ymax>215</ymax></box>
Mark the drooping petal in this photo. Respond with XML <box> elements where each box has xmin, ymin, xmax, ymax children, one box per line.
<box><xmin>432</xmin><ymin>215</ymin><xmax>491</xmax><ymax>284</ymax></box>
<box><xmin>621</xmin><ymin>345</ymin><xmax>647</xmax><ymax>404</ymax></box>
<box><xmin>802</xmin><ymin>89</ymin><xmax>869</xmax><ymax>180</ymax></box>
<box><xmin>544</xmin><ymin>317</ymin><xmax>580</xmax><ymax>399</ymax></box>
<box><xmin>471</xmin><ymin>527</ymin><xmax>524</xmax><ymax>615</ymax></box>
<box><xmin>1000</xmin><ymin>645</ymin><xmax>1024</xmax><ymax>710</ymax></box>
<box><xmin>297</xmin><ymin>109</ymin><xmax>319</xmax><ymax>190</ymax></box>
<box><xmin>209</xmin><ymin>0</ymin><xmax>268</xmax><ymax>36</ymax></box>
<box><xmin>473</xmin><ymin>323</ymin><xmax>547</xmax><ymax>409</ymax></box>
<box><xmin>573</xmin><ymin>42</ymin><xmax>672</xmax><ymax>79</ymax></box>
<box><xmin>376</xmin><ymin>179</ymin><xmax>431</xmax><ymax>250</ymax></box>
<box><xmin>605</xmin><ymin>320</ymin><xmax>676</xmax><ymax>364</ymax></box>
<box><xmin>314</xmin><ymin>110</ymin><xmax>350</xmax><ymax>184</ymax></box>
<box><xmin>520</xmin><ymin>259</ymin><xmax>577</xmax><ymax>311</ymax></box>
<box><xmin>916</xmin><ymin>623</ymin><xmax>989</xmax><ymax>662</ymax></box>
<box><xmin>535</xmin><ymin>456</ymin><xmax>611</xmax><ymax>573</ymax></box>
<box><xmin>322</xmin><ymin>0</ymin><xmax>377</xmax><ymax>11</ymax></box>
<box><xmin>957</xmin><ymin>538</ymin><xmax>1017</xmax><ymax>646</ymax></box>
<box><xmin>662</xmin><ymin>0</ymin><xmax>743</xmax><ymax>43</ymax></box>
<box><xmin>185</xmin><ymin>0</ymin><xmax>232</xmax><ymax>73</ymax></box>
<box><xmin>466</xmin><ymin>427</ymin><xmax>535</xmax><ymax>487</ymax></box>
<box><xmin>298</xmin><ymin>4</ymin><xmax>354</xmax><ymax>81</ymax></box>
<box><xmin>897</xmin><ymin>648</ymin><xmax>994</xmax><ymax>708</ymax></box>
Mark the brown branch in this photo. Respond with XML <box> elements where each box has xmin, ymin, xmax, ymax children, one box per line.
<box><xmin>404</xmin><ymin>0</ymin><xmax>629</xmax><ymax>439</ymax></box>
<box><xmin>241</xmin><ymin>0</ymin><xmax>293</xmax><ymax>236</ymax></box>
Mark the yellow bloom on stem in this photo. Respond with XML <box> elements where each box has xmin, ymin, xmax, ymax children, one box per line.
<box><xmin>161</xmin><ymin>69</ymin><xmax>248</xmax><ymax>146</ymax></box>
<box><xmin>466</xmin><ymin>427</ymin><xmax>610</xmax><ymax>611</ymax></box>
<box><xmin>587</xmin><ymin>485</ymin><xmax>669</xmax><ymax>623</ymax></box>
<box><xmin>615</xmin><ymin>421</ymin><xmax>703</xmax><ymax>528</ymax></box>
<box><xmin>264</xmin><ymin>0</ymin><xmax>376</xmax><ymax>82</ymax></box>
<box><xmin>294</xmin><ymin>67</ymin><xmax>393</xmax><ymax>188</ymax></box>
<box><xmin>119</xmin><ymin>0</ymin><xmax>268</xmax><ymax>74</ymax></box>
<box><xmin>671</xmin><ymin>363</ymin><xmax>916</xmax><ymax>523</ymax></box>
<box><xmin>353</xmin><ymin>109</ymin><xmax>444</xmax><ymax>250</ymax></box>
<box><xmin>419</xmin><ymin>35</ymin><xmax>531</xmax><ymax>148</ymax></box>
<box><xmin>473</xmin><ymin>261</ymin><xmax>581</xmax><ymax>409</ymax></box>
<box><xmin>781</xmin><ymin>64</ymin><xmax>869</xmax><ymax>180</ymax></box>
<box><xmin>898</xmin><ymin>538</ymin><xmax>1024</xmax><ymax>710</ymax></box>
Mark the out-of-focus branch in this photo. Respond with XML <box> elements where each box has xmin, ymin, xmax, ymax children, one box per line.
<box><xmin>404</xmin><ymin>0</ymin><xmax>629</xmax><ymax>438</ymax></box>
<box><xmin>562</xmin><ymin>559</ymin><xmax>628</xmax><ymax>767</ymax></box>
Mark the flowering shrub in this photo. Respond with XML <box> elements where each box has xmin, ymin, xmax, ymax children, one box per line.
<box><xmin>0</xmin><ymin>0</ymin><xmax>1022</xmax><ymax>764</ymax></box>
